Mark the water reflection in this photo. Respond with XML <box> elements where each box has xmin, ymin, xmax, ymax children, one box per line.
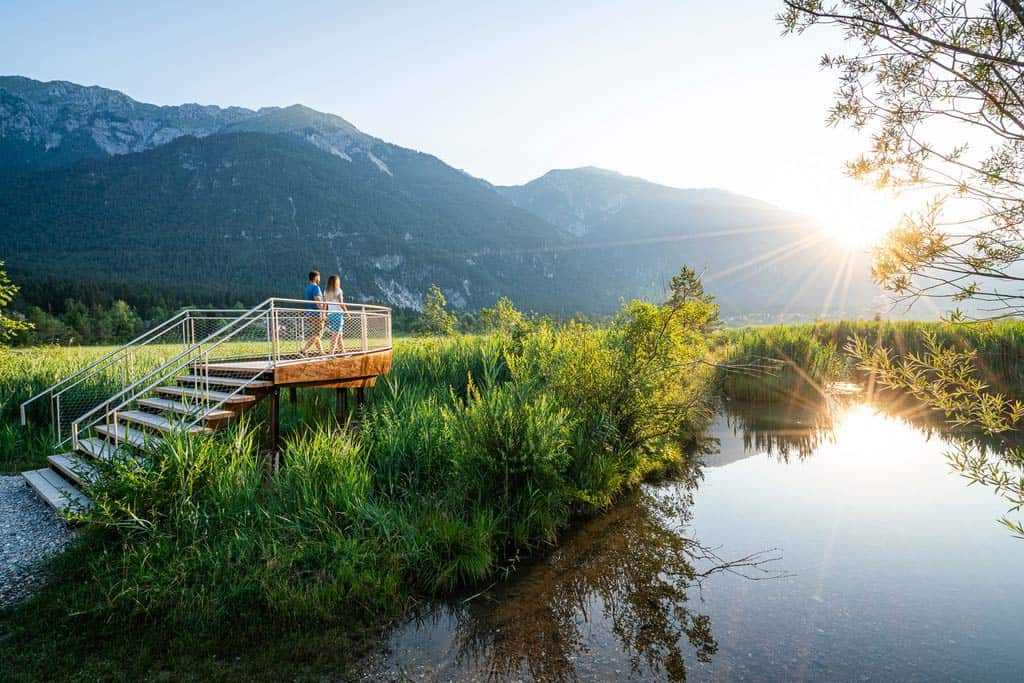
<box><xmin>366</xmin><ymin>464</ymin><xmax>782</xmax><ymax>681</ymax></box>
<box><xmin>362</xmin><ymin>397</ymin><xmax>1024</xmax><ymax>681</ymax></box>
<box><xmin>715</xmin><ymin>390</ymin><xmax>1012</xmax><ymax>469</ymax></box>
<box><xmin>717</xmin><ymin>398</ymin><xmax>839</xmax><ymax>462</ymax></box>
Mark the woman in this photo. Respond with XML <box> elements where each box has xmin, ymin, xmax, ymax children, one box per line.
<box><xmin>323</xmin><ymin>275</ymin><xmax>348</xmax><ymax>355</ymax></box>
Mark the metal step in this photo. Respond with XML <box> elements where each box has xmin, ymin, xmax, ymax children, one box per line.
<box><xmin>137</xmin><ymin>397</ymin><xmax>235</xmax><ymax>421</ymax></box>
<box><xmin>117</xmin><ymin>410</ymin><xmax>212</xmax><ymax>434</ymax></box>
<box><xmin>94</xmin><ymin>423</ymin><xmax>151</xmax><ymax>449</ymax></box>
<box><xmin>22</xmin><ymin>468</ymin><xmax>91</xmax><ymax>514</ymax></box>
<box><xmin>187</xmin><ymin>362</ymin><xmax>272</xmax><ymax>379</ymax></box>
<box><xmin>155</xmin><ymin>385</ymin><xmax>257</xmax><ymax>405</ymax></box>
<box><xmin>47</xmin><ymin>454</ymin><xmax>100</xmax><ymax>487</ymax></box>
<box><xmin>76</xmin><ymin>436</ymin><xmax>134</xmax><ymax>464</ymax></box>
<box><xmin>175</xmin><ymin>374</ymin><xmax>274</xmax><ymax>389</ymax></box>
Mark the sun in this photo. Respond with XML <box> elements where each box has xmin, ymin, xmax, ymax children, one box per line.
<box><xmin>812</xmin><ymin>185</ymin><xmax>911</xmax><ymax>251</ymax></box>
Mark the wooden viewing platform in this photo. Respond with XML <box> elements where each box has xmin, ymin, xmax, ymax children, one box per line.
<box><xmin>20</xmin><ymin>298</ymin><xmax>393</xmax><ymax>516</ymax></box>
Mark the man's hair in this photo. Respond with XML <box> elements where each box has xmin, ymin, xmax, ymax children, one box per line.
<box><xmin>308</xmin><ymin>270</ymin><xmax>319</xmax><ymax>281</ymax></box>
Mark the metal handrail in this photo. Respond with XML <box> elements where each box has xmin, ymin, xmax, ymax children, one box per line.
<box><xmin>91</xmin><ymin>310</ymin><xmax>277</xmax><ymax>448</ymax></box>
<box><xmin>269</xmin><ymin>296</ymin><xmax>391</xmax><ymax>310</ymax></box>
<box><xmin>50</xmin><ymin>313</ymin><xmax>242</xmax><ymax>402</ymax></box>
<box><xmin>19</xmin><ymin>307</ymin><xmax>247</xmax><ymax>426</ymax></box>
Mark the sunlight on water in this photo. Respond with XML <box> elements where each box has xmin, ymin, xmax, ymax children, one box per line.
<box><xmin>361</xmin><ymin>399</ymin><xmax>1024</xmax><ymax>681</ymax></box>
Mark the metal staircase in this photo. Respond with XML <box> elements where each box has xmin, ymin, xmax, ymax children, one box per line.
<box><xmin>19</xmin><ymin>298</ymin><xmax>392</xmax><ymax>515</ymax></box>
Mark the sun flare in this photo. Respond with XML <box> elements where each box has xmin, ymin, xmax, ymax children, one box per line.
<box><xmin>813</xmin><ymin>188</ymin><xmax>910</xmax><ymax>251</ymax></box>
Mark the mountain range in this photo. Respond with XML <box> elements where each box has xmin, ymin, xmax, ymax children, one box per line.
<box><xmin>0</xmin><ymin>76</ymin><xmax>882</xmax><ymax>319</ymax></box>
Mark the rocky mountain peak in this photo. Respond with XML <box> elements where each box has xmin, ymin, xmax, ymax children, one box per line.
<box><xmin>0</xmin><ymin>76</ymin><xmax>381</xmax><ymax>172</ymax></box>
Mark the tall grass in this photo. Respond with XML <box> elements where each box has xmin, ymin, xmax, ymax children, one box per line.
<box><xmin>715</xmin><ymin>325</ymin><xmax>845</xmax><ymax>402</ymax></box>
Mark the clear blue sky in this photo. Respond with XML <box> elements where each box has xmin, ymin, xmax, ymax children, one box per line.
<box><xmin>1</xmin><ymin>0</ymin><xmax>903</xmax><ymax>239</ymax></box>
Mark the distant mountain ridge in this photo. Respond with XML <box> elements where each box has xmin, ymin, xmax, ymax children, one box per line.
<box><xmin>0</xmin><ymin>76</ymin><xmax>883</xmax><ymax>319</ymax></box>
<box><xmin>498</xmin><ymin>166</ymin><xmax>880</xmax><ymax>317</ymax></box>
<box><xmin>499</xmin><ymin>167</ymin><xmax>782</xmax><ymax>238</ymax></box>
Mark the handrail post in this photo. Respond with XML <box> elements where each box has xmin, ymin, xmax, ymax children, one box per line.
<box><xmin>361</xmin><ymin>312</ymin><xmax>369</xmax><ymax>352</ymax></box>
<box><xmin>72</xmin><ymin>422</ymin><xmax>78</xmax><ymax>451</ymax></box>
<box><xmin>269</xmin><ymin>303</ymin><xmax>279</xmax><ymax>364</ymax></box>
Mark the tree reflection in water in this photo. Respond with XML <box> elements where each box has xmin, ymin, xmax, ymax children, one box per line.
<box><xmin>719</xmin><ymin>397</ymin><xmax>841</xmax><ymax>461</ymax></box>
<box><xmin>394</xmin><ymin>462</ymin><xmax>783</xmax><ymax>682</ymax></box>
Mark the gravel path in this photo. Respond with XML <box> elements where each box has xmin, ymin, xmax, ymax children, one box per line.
<box><xmin>0</xmin><ymin>475</ymin><xmax>75</xmax><ymax>607</ymax></box>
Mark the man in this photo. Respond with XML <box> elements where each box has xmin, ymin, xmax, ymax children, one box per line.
<box><xmin>300</xmin><ymin>270</ymin><xmax>326</xmax><ymax>356</ymax></box>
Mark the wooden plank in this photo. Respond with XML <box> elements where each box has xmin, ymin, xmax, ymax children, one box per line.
<box><xmin>76</xmin><ymin>437</ymin><xmax>134</xmax><ymax>464</ymax></box>
<box><xmin>118</xmin><ymin>410</ymin><xmax>211</xmax><ymax>434</ymax></box>
<box><xmin>155</xmin><ymin>385</ymin><xmax>257</xmax><ymax>405</ymax></box>
<box><xmin>48</xmin><ymin>454</ymin><xmax>100</xmax><ymax>487</ymax></box>
<box><xmin>176</xmin><ymin>374</ymin><xmax>274</xmax><ymax>389</ymax></box>
<box><xmin>94</xmin><ymin>423</ymin><xmax>151</xmax><ymax>449</ymax></box>
<box><xmin>22</xmin><ymin>468</ymin><xmax>91</xmax><ymax>513</ymax></box>
<box><xmin>273</xmin><ymin>349</ymin><xmax>392</xmax><ymax>386</ymax></box>
<box><xmin>137</xmin><ymin>397</ymin><xmax>235</xmax><ymax>421</ymax></box>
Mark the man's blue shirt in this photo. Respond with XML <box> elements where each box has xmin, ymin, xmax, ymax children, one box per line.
<box><xmin>305</xmin><ymin>283</ymin><xmax>322</xmax><ymax>311</ymax></box>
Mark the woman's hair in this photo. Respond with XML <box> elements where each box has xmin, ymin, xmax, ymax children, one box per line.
<box><xmin>324</xmin><ymin>275</ymin><xmax>342</xmax><ymax>299</ymax></box>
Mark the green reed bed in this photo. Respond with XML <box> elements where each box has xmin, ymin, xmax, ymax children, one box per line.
<box><xmin>717</xmin><ymin>319</ymin><xmax>1024</xmax><ymax>401</ymax></box>
<box><xmin>715</xmin><ymin>325</ymin><xmax>846</xmax><ymax>402</ymax></box>
<box><xmin>1</xmin><ymin>295</ymin><xmax>717</xmax><ymax>680</ymax></box>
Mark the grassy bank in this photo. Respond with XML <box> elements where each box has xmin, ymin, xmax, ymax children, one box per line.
<box><xmin>0</xmin><ymin>294</ymin><xmax>717</xmax><ymax>679</ymax></box>
<box><xmin>717</xmin><ymin>320</ymin><xmax>1024</xmax><ymax>401</ymax></box>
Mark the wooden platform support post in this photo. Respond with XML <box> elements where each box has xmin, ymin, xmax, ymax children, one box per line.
<box><xmin>356</xmin><ymin>386</ymin><xmax>366</xmax><ymax>407</ymax></box>
<box><xmin>336</xmin><ymin>388</ymin><xmax>348</xmax><ymax>423</ymax></box>
<box><xmin>269</xmin><ymin>388</ymin><xmax>280</xmax><ymax>452</ymax></box>
<box><xmin>288</xmin><ymin>386</ymin><xmax>297</xmax><ymax>404</ymax></box>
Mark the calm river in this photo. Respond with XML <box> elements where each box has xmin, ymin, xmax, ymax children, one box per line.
<box><xmin>360</xmin><ymin>396</ymin><xmax>1024</xmax><ymax>681</ymax></box>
